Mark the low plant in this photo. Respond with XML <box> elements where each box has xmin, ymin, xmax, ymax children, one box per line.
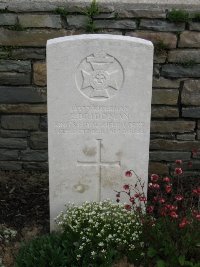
<box><xmin>84</xmin><ymin>0</ymin><xmax>99</xmax><ymax>33</ymax></box>
<box><xmin>116</xmin><ymin>160</ymin><xmax>200</xmax><ymax>267</ymax></box>
<box><xmin>154</xmin><ymin>40</ymin><xmax>168</xmax><ymax>54</ymax></box>
<box><xmin>193</xmin><ymin>13</ymin><xmax>200</xmax><ymax>22</ymax></box>
<box><xmin>167</xmin><ymin>9</ymin><xmax>189</xmax><ymax>23</ymax></box>
<box><xmin>54</xmin><ymin>7</ymin><xmax>68</xmax><ymax>17</ymax></box>
<box><xmin>8</xmin><ymin>18</ymin><xmax>23</xmax><ymax>31</ymax></box>
<box><xmin>56</xmin><ymin>200</ymin><xmax>143</xmax><ymax>266</ymax></box>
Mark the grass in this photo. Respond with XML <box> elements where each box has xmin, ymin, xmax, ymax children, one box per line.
<box><xmin>84</xmin><ymin>0</ymin><xmax>99</xmax><ymax>33</ymax></box>
<box><xmin>167</xmin><ymin>9</ymin><xmax>189</xmax><ymax>23</ymax></box>
<box><xmin>55</xmin><ymin>7</ymin><xmax>68</xmax><ymax>17</ymax></box>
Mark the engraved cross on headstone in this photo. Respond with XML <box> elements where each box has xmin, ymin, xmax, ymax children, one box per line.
<box><xmin>77</xmin><ymin>139</ymin><xmax>121</xmax><ymax>201</ymax></box>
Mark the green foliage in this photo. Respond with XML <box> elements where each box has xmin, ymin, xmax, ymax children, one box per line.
<box><xmin>154</xmin><ymin>40</ymin><xmax>168</xmax><ymax>54</ymax></box>
<box><xmin>193</xmin><ymin>13</ymin><xmax>200</xmax><ymax>22</ymax></box>
<box><xmin>84</xmin><ymin>0</ymin><xmax>99</xmax><ymax>33</ymax></box>
<box><xmin>167</xmin><ymin>9</ymin><xmax>189</xmax><ymax>23</ymax></box>
<box><xmin>54</xmin><ymin>7</ymin><xmax>68</xmax><ymax>17</ymax></box>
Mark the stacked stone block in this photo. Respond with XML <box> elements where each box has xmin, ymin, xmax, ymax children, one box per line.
<box><xmin>0</xmin><ymin>1</ymin><xmax>199</xmax><ymax>175</ymax></box>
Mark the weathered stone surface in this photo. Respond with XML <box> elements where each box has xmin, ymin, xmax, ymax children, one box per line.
<box><xmin>20</xmin><ymin>150</ymin><xmax>48</xmax><ymax>161</ymax></box>
<box><xmin>0</xmin><ymin>161</ymin><xmax>22</xmax><ymax>171</ymax></box>
<box><xmin>23</xmin><ymin>162</ymin><xmax>48</xmax><ymax>171</ymax></box>
<box><xmin>33</xmin><ymin>62</ymin><xmax>46</xmax><ymax>86</ymax></box>
<box><xmin>11</xmin><ymin>48</ymin><xmax>46</xmax><ymax>60</ymax></box>
<box><xmin>140</xmin><ymin>19</ymin><xmax>185</xmax><ymax>31</ymax></box>
<box><xmin>0</xmin><ymin>149</ymin><xmax>18</xmax><ymax>160</ymax></box>
<box><xmin>0</xmin><ymin>72</ymin><xmax>31</xmax><ymax>85</ymax></box>
<box><xmin>0</xmin><ymin>137</ymin><xmax>27</xmax><ymax>149</ymax></box>
<box><xmin>161</xmin><ymin>64</ymin><xmax>200</xmax><ymax>78</ymax></box>
<box><xmin>189</xmin><ymin>22</ymin><xmax>200</xmax><ymax>31</ymax></box>
<box><xmin>0</xmin><ymin>14</ymin><xmax>17</xmax><ymax>25</ymax></box>
<box><xmin>177</xmin><ymin>133</ymin><xmax>196</xmax><ymax>141</ymax></box>
<box><xmin>18</xmin><ymin>14</ymin><xmax>62</xmax><ymax>28</ymax></box>
<box><xmin>117</xmin><ymin>9</ymin><xmax>166</xmax><ymax>19</ymax></box>
<box><xmin>152</xmin><ymin>89</ymin><xmax>178</xmax><ymax>105</ymax></box>
<box><xmin>153</xmin><ymin>77</ymin><xmax>180</xmax><ymax>88</ymax></box>
<box><xmin>168</xmin><ymin>49</ymin><xmax>200</xmax><ymax>63</ymax></box>
<box><xmin>153</xmin><ymin>64</ymin><xmax>160</xmax><ymax>77</ymax></box>
<box><xmin>179</xmin><ymin>31</ymin><xmax>200</xmax><ymax>48</ymax></box>
<box><xmin>182</xmin><ymin>107</ymin><xmax>200</xmax><ymax>118</ymax></box>
<box><xmin>0</xmin><ymin>104</ymin><xmax>47</xmax><ymax>114</ymax></box>
<box><xmin>151</xmin><ymin>121</ymin><xmax>195</xmax><ymax>133</ymax></box>
<box><xmin>0</xmin><ymin>48</ymin><xmax>9</xmax><ymax>59</ymax></box>
<box><xmin>148</xmin><ymin>162</ymin><xmax>169</xmax><ymax>174</ymax></box>
<box><xmin>150</xmin><ymin>139</ymin><xmax>200</xmax><ymax>151</ymax></box>
<box><xmin>1</xmin><ymin>115</ymin><xmax>39</xmax><ymax>130</ymax></box>
<box><xmin>126</xmin><ymin>31</ymin><xmax>177</xmax><ymax>48</ymax></box>
<box><xmin>95</xmin><ymin>20</ymin><xmax>136</xmax><ymax>29</ymax></box>
<box><xmin>40</xmin><ymin>115</ymin><xmax>47</xmax><ymax>131</ymax></box>
<box><xmin>0</xmin><ymin>86</ymin><xmax>46</xmax><ymax>103</ymax></box>
<box><xmin>30</xmin><ymin>132</ymin><xmax>48</xmax><ymax>149</ymax></box>
<box><xmin>0</xmin><ymin>129</ymin><xmax>28</xmax><ymax>138</ymax></box>
<box><xmin>47</xmin><ymin>34</ymin><xmax>153</xmax><ymax>228</ymax></box>
<box><xmin>97</xmin><ymin>29</ymin><xmax>122</xmax><ymax>35</ymax></box>
<box><xmin>151</xmin><ymin>133</ymin><xmax>176</xmax><ymax>139</ymax></box>
<box><xmin>182</xmin><ymin>80</ymin><xmax>200</xmax><ymax>105</ymax></box>
<box><xmin>0</xmin><ymin>29</ymin><xmax>82</xmax><ymax>47</ymax></box>
<box><xmin>154</xmin><ymin>52</ymin><xmax>167</xmax><ymax>63</ymax></box>
<box><xmin>67</xmin><ymin>15</ymin><xmax>88</xmax><ymax>28</ymax></box>
<box><xmin>151</xmin><ymin>106</ymin><xmax>179</xmax><ymax>118</ymax></box>
<box><xmin>197</xmin><ymin>130</ymin><xmax>200</xmax><ymax>140</ymax></box>
<box><xmin>149</xmin><ymin>151</ymin><xmax>191</xmax><ymax>161</ymax></box>
<box><xmin>93</xmin><ymin>13</ymin><xmax>116</xmax><ymax>19</ymax></box>
<box><xmin>0</xmin><ymin>60</ymin><xmax>31</xmax><ymax>72</ymax></box>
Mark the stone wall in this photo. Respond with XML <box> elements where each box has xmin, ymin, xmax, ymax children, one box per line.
<box><xmin>0</xmin><ymin>0</ymin><xmax>200</xmax><ymax>175</ymax></box>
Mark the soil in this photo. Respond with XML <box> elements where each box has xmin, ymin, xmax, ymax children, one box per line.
<box><xmin>0</xmin><ymin>170</ymin><xmax>49</xmax><ymax>267</ymax></box>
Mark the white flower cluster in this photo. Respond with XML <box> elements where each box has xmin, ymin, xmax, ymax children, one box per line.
<box><xmin>56</xmin><ymin>200</ymin><xmax>142</xmax><ymax>261</ymax></box>
<box><xmin>0</xmin><ymin>225</ymin><xmax>17</xmax><ymax>244</ymax></box>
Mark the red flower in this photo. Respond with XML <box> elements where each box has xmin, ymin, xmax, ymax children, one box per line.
<box><xmin>124</xmin><ymin>204</ymin><xmax>131</xmax><ymax>211</ymax></box>
<box><xmin>148</xmin><ymin>183</ymin><xmax>160</xmax><ymax>189</ymax></box>
<box><xmin>123</xmin><ymin>184</ymin><xmax>129</xmax><ymax>190</ymax></box>
<box><xmin>163</xmin><ymin>176</ymin><xmax>170</xmax><ymax>183</ymax></box>
<box><xmin>179</xmin><ymin>218</ymin><xmax>189</xmax><ymax>228</ymax></box>
<box><xmin>175</xmin><ymin>168</ymin><xmax>183</xmax><ymax>175</ymax></box>
<box><xmin>153</xmin><ymin>196</ymin><xmax>159</xmax><ymax>203</ymax></box>
<box><xmin>129</xmin><ymin>197</ymin><xmax>135</xmax><ymax>203</ymax></box>
<box><xmin>125</xmin><ymin>170</ymin><xmax>132</xmax><ymax>177</ymax></box>
<box><xmin>170</xmin><ymin>211</ymin><xmax>178</xmax><ymax>219</ymax></box>
<box><xmin>169</xmin><ymin>205</ymin><xmax>178</xmax><ymax>211</ymax></box>
<box><xmin>139</xmin><ymin>196</ymin><xmax>147</xmax><ymax>202</ymax></box>
<box><xmin>165</xmin><ymin>185</ymin><xmax>172</xmax><ymax>194</ymax></box>
<box><xmin>158</xmin><ymin>197</ymin><xmax>165</xmax><ymax>204</ymax></box>
<box><xmin>192</xmin><ymin>187</ymin><xmax>200</xmax><ymax>196</ymax></box>
<box><xmin>175</xmin><ymin>195</ymin><xmax>184</xmax><ymax>201</ymax></box>
<box><xmin>134</xmin><ymin>193</ymin><xmax>140</xmax><ymax>198</ymax></box>
<box><xmin>146</xmin><ymin>206</ymin><xmax>154</xmax><ymax>214</ymax></box>
<box><xmin>150</xmin><ymin>174</ymin><xmax>159</xmax><ymax>183</ymax></box>
<box><xmin>175</xmin><ymin>159</ymin><xmax>182</xmax><ymax>165</ymax></box>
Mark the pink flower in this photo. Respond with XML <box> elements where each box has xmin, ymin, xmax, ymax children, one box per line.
<box><xmin>134</xmin><ymin>193</ymin><xmax>140</xmax><ymax>198</ymax></box>
<box><xmin>163</xmin><ymin>176</ymin><xmax>170</xmax><ymax>183</ymax></box>
<box><xmin>158</xmin><ymin>197</ymin><xmax>165</xmax><ymax>204</ymax></box>
<box><xmin>169</xmin><ymin>205</ymin><xmax>178</xmax><ymax>211</ymax></box>
<box><xmin>124</xmin><ymin>204</ymin><xmax>131</xmax><ymax>211</ymax></box>
<box><xmin>129</xmin><ymin>197</ymin><xmax>135</xmax><ymax>203</ymax></box>
<box><xmin>125</xmin><ymin>170</ymin><xmax>132</xmax><ymax>177</ymax></box>
<box><xmin>139</xmin><ymin>196</ymin><xmax>147</xmax><ymax>202</ymax></box>
<box><xmin>146</xmin><ymin>206</ymin><xmax>154</xmax><ymax>214</ymax></box>
<box><xmin>175</xmin><ymin>159</ymin><xmax>182</xmax><ymax>165</ymax></box>
<box><xmin>150</xmin><ymin>174</ymin><xmax>159</xmax><ymax>183</ymax></box>
<box><xmin>175</xmin><ymin>195</ymin><xmax>184</xmax><ymax>201</ymax></box>
<box><xmin>195</xmin><ymin>214</ymin><xmax>200</xmax><ymax>221</ymax></box>
<box><xmin>192</xmin><ymin>187</ymin><xmax>200</xmax><ymax>196</ymax></box>
<box><xmin>165</xmin><ymin>185</ymin><xmax>172</xmax><ymax>194</ymax></box>
<box><xmin>148</xmin><ymin>183</ymin><xmax>160</xmax><ymax>189</ymax></box>
<box><xmin>179</xmin><ymin>218</ymin><xmax>189</xmax><ymax>228</ymax></box>
<box><xmin>175</xmin><ymin>167</ymin><xmax>183</xmax><ymax>175</ymax></box>
<box><xmin>170</xmin><ymin>211</ymin><xmax>178</xmax><ymax>219</ymax></box>
<box><xmin>123</xmin><ymin>184</ymin><xmax>129</xmax><ymax>190</ymax></box>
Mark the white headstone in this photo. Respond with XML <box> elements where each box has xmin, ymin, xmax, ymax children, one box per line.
<box><xmin>47</xmin><ymin>34</ymin><xmax>153</xmax><ymax>229</ymax></box>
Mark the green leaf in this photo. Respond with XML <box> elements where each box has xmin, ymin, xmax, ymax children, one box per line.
<box><xmin>147</xmin><ymin>247</ymin><xmax>157</xmax><ymax>258</ymax></box>
<box><xmin>178</xmin><ymin>255</ymin><xmax>185</xmax><ymax>266</ymax></box>
<box><xmin>156</xmin><ymin>259</ymin><xmax>166</xmax><ymax>267</ymax></box>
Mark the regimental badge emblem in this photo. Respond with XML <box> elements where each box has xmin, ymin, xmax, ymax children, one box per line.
<box><xmin>75</xmin><ymin>51</ymin><xmax>124</xmax><ymax>100</ymax></box>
